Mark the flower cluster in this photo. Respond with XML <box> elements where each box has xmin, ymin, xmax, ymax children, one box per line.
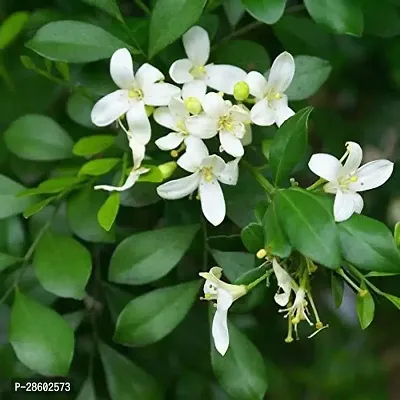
<box><xmin>90</xmin><ymin>25</ymin><xmax>296</xmax><ymax>226</ymax></box>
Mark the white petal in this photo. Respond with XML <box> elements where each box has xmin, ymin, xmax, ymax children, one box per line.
<box><xmin>274</xmin><ymin>96</ymin><xmax>295</xmax><ymax>127</ymax></box>
<box><xmin>169</xmin><ymin>59</ymin><xmax>194</xmax><ymax>84</ymax></box>
<box><xmin>241</xmin><ymin>125</ymin><xmax>252</xmax><ymax>146</ymax></box>
<box><xmin>91</xmin><ymin>90</ymin><xmax>131</xmax><ymax>127</ymax></box>
<box><xmin>250</xmin><ymin>99</ymin><xmax>275</xmax><ymax>126</ymax></box>
<box><xmin>272</xmin><ymin>258</ymin><xmax>292</xmax><ymax>306</ymax></box>
<box><xmin>202</xmin><ymin>92</ymin><xmax>227</xmax><ymax>118</ymax></box>
<box><xmin>201</xmin><ymin>155</ymin><xmax>226</xmax><ymax>176</ymax></box>
<box><xmin>216</xmin><ymin>157</ymin><xmax>240</xmax><ymax>186</ymax></box>
<box><xmin>135</xmin><ymin>63</ymin><xmax>164</xmax><ymax>88</ymax></box>
<box><xmin>219</xmin><ymin>131</ymin><xmax>244</xmax><ymax>158</ymax></box>
<box><xmin>182</xmin><ymin>80</ymin><xmax>207</xmax><ymax>100</ymax></box>
<box><xmin>324</xmin><ymin>181</ymin><xmax>339</xmax><ymax>194</ymax></box>
<box><xmin>126</xmin><ymin>102</ymin><xmax>151</xmax><ymax>145</ymax></box>
<box><xmin>183</xmin><ymin>26</ymin><xmax>210</xmax><ymax>66</ymax></box>
<box><xmin>350</xmin><ymin>160</ymin><xmax>394</xmax><ymax>192</ymax></box>
<box><xmin>94</xmin><ymin>167</ymin><xmax>148</xmax><ymax>192</ymax></box>
<box><xmin>128</xmin><ymin>137</ymin><xmax>146</xmax><ymax>169</ymax></box>
<box><xmin>178</xmin><ymin>139</ymin><xmax>209</xmax><ymax>172</ymax></box>
<box><xmin>353</xmin><ymin>193</ymin><xmax>364</xmax><ymax>214</ymax></box>
<box><xmin>143</xmin><ymin>82</ymin><xmax>181</xmax><ymax>106</ymax></box>
<box><xmin>212</xmin><ymin>289</ymin><xmax>233</xmax><ymax>356</ymax></box>
<box><xmin>266</xmin><ymin>51</ymin><xmax>295</xmax><ymax>94</ymax></box>
<box><xmin>229</xmin><ymin>105</ymin><xmax>251</xmax><ymax>123</ymax></box>
<box><xmin>155</xmin><ymin>132</ymin><xmax>184</xmax><ymax>150</ymax></box>
<box><xmin>245</xmin><ymin>71</ymin><xmax>267</xmax><ymax>99</ymax></box>
<box><xmin>110</xmin><ymin>48</ymin><xmax>135</xmax><ymax>90</ymax></box>
<box><xmin>156</xmin><ymin>172</ymin><xmax>201</xmax><ymax>199</ymax></box>
<box><xmin>186</xmin><ymin>114</ymin><xmax>219</xmax><ymax>138</ymax></box>
<box><xmin>153</xmin><ymin>107</ymin><xmax>176</xmax><ymax>130</ymax></box>
<box><xmin>168</xmin><ymin>97</ymin><xmax>189</xmax><ymax>121</ymax></box>
<box><xmin>205</xmin><ymin>64</ymin><xmax>246</xmax><ymax>95</ymax></box>
<box><xmin>342</xmin><ymin>141</ymin><xmax>363</xmax><ymax>176</ymax></box>
<box><xmin>308</xmin><ymin>154</ymin><xmax>342</xmax><ymax>182</ymax></box>
<box><xmin>199</xmin><ymin>176</ymin><xmax>226</xmax><ymax>226</ymax></box>
<box><xmin>334</xmin><ymin>190</ymin><xmax>357</xmax><ymax>222</ymax></box>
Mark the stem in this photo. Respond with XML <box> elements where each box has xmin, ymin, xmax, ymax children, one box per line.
<box><xmin>346</xmin><ymin>264</ymin><xmax>384</xmax><ymax>296</ymax></box>
<box><xmin>306</xmin><ymin>178</ymin><xmax>326</xmax><ymax>191</ymax></box>
<box><xmin>242</xmin><ymin>159</ymin><xmax>275</xmax><ymax>195</ymax></box>
<box><xmin>336</xmin><ymin>268</ymin><xmax>364</xmax><ymax>294</ymax></box>
<box><xmin>306</xmin><ymin>290</ymin><xmax>321</xmax><ymax>324</ymax></box>
<box><xmin>246</xmin><ymin>270</ymin><xmax>273</xmax><ymax>292</ymax></box>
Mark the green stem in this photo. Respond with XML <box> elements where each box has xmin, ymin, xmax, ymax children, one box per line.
<box><xmin>306</xmin><ymin>178</ymin><xmax>326</xmax><ymax>191</ymax></box>
<box><xmin>242</xmin><ymin>159</ymin><xmax>275</xmax><ymax>195</ymax></box>
<box><xmin>246</xmin><ymin>270</ymin><xmax>274</xmax><ymax>292</ymax></box>
<box><xmin>201</xmin><ymin>215</ymin><xmax>209</xmax><ymax>270</ymax></box>
<box><xmin>345</xmin><ymin>264</ymin><xmax>384</xmax><ymax>296</ymax></box>
<box><xmin>336</xmin><ymin>268</ymin><xmax>363</xmax><ymax>293</ymax></box>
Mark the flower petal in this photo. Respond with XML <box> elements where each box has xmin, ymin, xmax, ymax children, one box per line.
<box><xmin>135</xmin><ymin>63</ymin><xmax>164</xmax><ymax>88</ymax></box>
<box><xmin>126</xmin><ymin>102</ymin><xmax>151</xmax><ymax>145</ymax></box>
<box><xmin>216</xmin><ymin>157</ymin><xmax>240</xmax><ymax>186</ymax></box>
<box><xmin>212</xmin><ymin>288</ymin><xmax>233</xmax><ymax>356</ymax></box>
<box><xmin>353</xmin><ymin>192</ymin><xmax>364</xmax><ymax>214</ymax></box>
<box><xmin>185</xmin><ymin>114</ymin><xmax>219</xmax><ymax>138</ymax></box>
<box><xmin>308</xmin><ymin>153</ymin><xmax>342</xmax><ymax>182</ymax></box>
<box><xmin>153</xmin><ymin>107</ymin><xmax>176</xmax><ymax>130</ymax></box>
<box><xmin>169</xmin><ymin>59</ymin><xmax>194</xmax><ymax>84</ymax></box>
<box><xmin>272</xmin><ymin>258</ymin><xmax>292</xmax><ymax>306</ymax></box>
<box><xmin>91</xmin><ymin>90</ymin><xmax>131</xmax><ymax>127</ymax></box>
<box><xmin>201</xmin><ymin>154</ymin><xmax>226</xmax><ymax>175</ymax></box>
<box><xmin>342</xmin><ymin>141</ymin><xmax>363</xmax><ymax>176</ymax></box>
<box><xmin>250</xmin><ymin>99</ymin><xmax>275</xmax><ymax>126</ymax></box>
<box><xmin>230</xmin><ymin>105</ymin><xmax>251</xmax><ymax>123</ymax></box>
<box><xmin>143</xmin><ymin>82</ymin><xmax>181</xmax><ymax>106</ymax></box>
<box><xmin>350</xmin><ymin>160</ymin><xmax>394</xmax><ymax>192</ymax></box>
<box><xmin>245</xmin><ymin>71</ymin><xmax>267</xmax><ymax>99</ymax></box>
<box><xmin>128</xmin><ymin>136</ymin><xmax>146</xmax><ymax>169</ymax></box>
<box><xmin>182</xmin><ymin>80</ymin><xmax>207</xmax><ymax>100</ymax></box>
<box><xmin>219</xmin><ymin>131</ymin><xmax>244</xmax><ymax>157</ymax></box>
<box><xmin>178</xmin><ymin>139</ymin><xmax>209</xmax><ymax>172</ymax></box>
<box><xmin>183</xmin><ymin>26</ymin><xmax>210</xmax><ymax>66</ymax></box>
<box><xmin>202</xmin><ymin>92</ymin><xmax>228</xmax><ymax>118</ymax></box>
<box><xmin>110</xmin><ymin>48</ymin><xmax>135</xmax><ymax>90</ymax></box>
<box><xmin>266</xmin><ymin>51</ymin><xmax>295</xmax><ymax>94</ymax></box>
<box><xmin>169</xmin><ymin>97</ymin><xmax>189</xmax><ymax>121</ymax></box>
<box><xmin>274</xmin><ymin>96</ymin><xmax>295</xmax><ymax>127</ymax></box>
<box><xmin>205</xmin><ymin>64</ymin><xmax>246</xmax><ymax>94</ymax></box>
<box><xmin>155</xmin><ymin>132</ymin><xmax>184</xmax><ymax>150</ymax></box>
<box><xmin>241</xmin><ymin>124</ymin><xmax>252</xmax><ymax>146</ymax></box>
<box><xmin>157</xmin><ymin>171</ymin><xmax>201</xmax><ymax>199</ymax></box>
<box><xmin>199</xmin><ymin>176</ymin><xmax>226</xmax><ymax>226</ymax></box>
<box><xmin>94</xmin><ymin>167</ymin><xmax>148</xmax><ymax>192</ymax></box>
<box><xmin>334</xmin><ymin>190</ymin><xmax>357</xmax><ymax>222</ymax></box>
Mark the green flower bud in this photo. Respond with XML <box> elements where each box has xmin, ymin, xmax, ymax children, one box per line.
<box><xmin>145</xmin><ymin>105</ymin><xmax>155</xmax><ymax>117</ymax></box>
<box><xmin>158</xmin><ymin>161</ymin><xmax>177</xmax><ymax>179</ymax></box>
<box><xmin>184</xmin><ymin>97</ymin><xmax>202</xmax><ymax>115</ymax></box>
<box><xmin>233</xmin><ymin>81</ymin><xmax>250</xmax><ymax>101</ymax></box>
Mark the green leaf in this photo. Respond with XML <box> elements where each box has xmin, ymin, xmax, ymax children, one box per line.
<box><xmin>395</xmin><ymin>221</ymin><xmax>400</xmax><ymax>248</ymax></box>
<box><xmin>362</xmin><ymin>0</ymin><xmax>400</xmax><ymax>37</ymax></box>
<box><xmin>304</xmin><ymin>0</ymin><xmax>363</xmax><ymax>36</ymax></box>
<box><xmin>365</xmin><ymin>271</ymin><xmax>400</xmax><ymax>277</ymax></box>
<box><xmin>137</xmin><ymin>165</ymin><xmax>164</xmax><ymax>183</ymax></box>
<box><xmin>269</xmin><ymin>107</ymin><xmax>313</xmax><ymax>185</ymax></box>
<box><xmin>63</xmin><ymin>310</ymin><xmax>85</xmax><ymax>331</ymax></box>
<box><xmin>115</xmin><ymin>281</ymin><xmax>200</xmax><ymax>346</ymax></box>
<box><xmin>242</xmin><ymin>0</ymin><xmax>286</xmax><ymax>25</ymax></box>
<box><xmin>286</xmin><ymin>56</ymin><xmax>332</xmax><ymax>101</ymax></box>
<box><xmin>339</xmin><ymin>214</ymin><xmax>400</xmax><ymax>272</ymax></box>
<box><xmin>82</xmin><ymin>0</ymin><xmax>123</xmax><ymax>22</ymax></box>
<box><xmin>73</xmin><ymin>135</ymin><xmax>116</xmax><ymax>157</ymax></box>
<box><xmin>55</xmin><ymin>61</ymin><xmax>70</xmax><ymax>81</ymax></box>
<box><xmin>99</xmin><ymin>342</ymin><xmax>162</xmax><ymax>400</ymax></box>
<box><xmin>213</xmin><ymin>40</ymin><xmax>270</xmax><ymax>71</ymax></box>
<box><xmin>241</xmin><ymin>223</ymin><xmax>264</xmax><ymax>253</ymax></box>
<box><xmin>0</xmin><ymin>252</ymin><xmax>20</xmax><ymax>273</ymax></box>
<box><xmin>9</xmin><ymin>291</ymin><xmax>74</xmax><ymax>376</ymax></box>
<box><xmin>356</xmin><ymin>290</ymin><xmax>375</xmax><ymax>330</ymax></box>
<box><xmin>26</xmin><ymin>21</ymin><xmax>132</xmax><ymax>63</ymax></box>
<box><xmin>67</xmin><ymin>187</ymin><xmax>116</xmax><ymax>243</ymax></box>
<box><xmin>382</xmin><ymin>293</ymin><xmax>400</xmax><ymax>310</ymax></box>
<box><xmin>274</xmin><ymin>189</ymin><xmax>341</xmax><ymax>268</ymax></box>
<box><xmin>263</xmin><ymin>202</ymin><xmax>292</xmax><ymax>258</ymax></box>
<box><xmin>223</xmin><ymin>0</ymin><xmax>246</xmax><ymax>26</ymax></box>
<box><xmin>4</xmin><ymin>114</ymin><xmax>74</xmax><ymax>161</ymax></box>
<box><xmin>0</xmin><ymin>175</ymin><xmax>38</xmax><ymax>219</ymax></box>
<box><xmin>331</xmin><ymin>272</ymin><xmax>344</xmax><ymax>308</ymax></box>
<box><xmin>0</xmin><ymin>11</ymin><xmax>29</xmax><ymax>49</ymax></box>
<box><xmin>19</xmin><ymin>177</ymin><xmax>84</xmax><ymax>197</ymax></box>
<box><xmin>109</xmin><ymin>224</ymin><xmax>199</xmax><ymax>284</ymax></box>
<box><xmin>78</xmin><ymin>158</ymin><xmax>120</xmax><ymax>176</ymax></box>
<box><xmin>97</xmin><ymin>192</ymin><xmax>120</xmax><ymax>231</ymax></box>
<box><xmin>34</xmin><ymin>232</ymin><xmax>92</xmax><ymax>299</ymax></box>
<box><xmin>211</xmin><ymin>249</ymin><xmax>254</xmax><ymax>281</ymax></box>
<box><xmin>211</xmin><ymin>320</ymin><xmax>268</xmax><ymax>400</ymax></box>
<box><xmin>149</xmin><ymin>0</ymin><xmax>207</xmax><ymax>58</ymax></box>
<box><xmin>76</xmin><ymin>378</ymin><xmax>96</xmax><ymax>400</ymax></box>
<box><xmin>66</xmin><ymin>93</ymin><xmax>95</xmax><ymax>128</ymax></box>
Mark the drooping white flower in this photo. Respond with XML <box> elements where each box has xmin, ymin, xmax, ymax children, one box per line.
<box><xmin>280</xmin><ymin>287</ymin><xmax>313</xmax><ymax>328</ymax></box>
<box><xmin>91</xmin><ymin>48</ymin><xmax>180</xmax><ymax>130</ymax></box>
<box><xmin>246</xmin><ymin>52</ymin><xmax>295</xmax><ymax>127</ymax></box>
<box><xmin>185</xmin><ymin>93</ymin><xmax>251</xmax><ymax>157</ymax></box>
<box><xmin>308</xmin><ymin>141</ymin><xmax>394</xmax><ymax>222</ymax></box>
<box><xmin>156</xmin><ymin>140</ymin><xmax>240</xmax><ymax>226</ymax></box>
<box><xmin>272</xmin><ymin>258</ymin><xmax>293</xmax><ymax>307</ymax></box>
<box><xmin>94</xmin><ymin>167</ymin><xmax>149</xmax><ymax>192</ymax></box>
<box><xmin>199</xmin><ymin>267</ymin><xmax>247</xmax><ymax>356</ymax></box>
<box><xmin>153</xmin><ymin>97</ymin><xmax>215</xmax><ymax>152</ymax></box>
<box><xmin>169</xmin><ymin>26</ymin><xmax>246</xmax><ymax>95</ymax></box>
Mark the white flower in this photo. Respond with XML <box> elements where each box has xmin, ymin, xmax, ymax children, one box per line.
<box><xmin>308</xmin><ymin>141</ymin><xmax>394</xmax><ymax>222</ymax></box>
<box><xmin>91</xmin><ymin>48</ymin><xmax>180</xmax><ymax>130</ymax></box>
<box><xmin>199</xmin><ymin>267</ymin><xmax>247</xmax><ymax>356</ymax></box>
<box><xmin>94</xmin><ymin>167</ymin><xmax>149</xmax><ymax>192</ymax></box>
<box><xmin>272</xmin><ymin>258</ymin><xmax>292</xmax><ymax>307</ymax></box>
<box><xmin>185</xmin><ymin>92</ymin><xmax>251</xmax><ymax>157</ymax></box>
<box><xmin>169</xmin><ymin>26</ymin><xmax>246</xmax><ymax>95</ymax></box>
<box><xmin>246</xmin><ymin>52</ymin><xmax>295</xmax><ymax>127</ymax></box>
<box><xmin>156</xmin><ymin>140</ymin><xmax>240</xmax><ymax>226</ymax></box>
<box><xmin>153</xmin><ymin>97</ymin><xmax>215</xmax><ymax>152</ymax></box>
<box><xmin>280</xmin><ymin>287</ymin><xmax>313</xmax><ymax>327</ymax></box>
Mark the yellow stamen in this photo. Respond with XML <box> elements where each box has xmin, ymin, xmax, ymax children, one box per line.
<box><xmin>170</xmin><ymin>150</ymin><xmax>179</xmax><ymax>158</ymax></box>
<box><xmin>349</xmin><ymin>176</ymin><xmax>358</xmax><ymax>182</ymax></box>
<box><xmin>190</xmin><ymin>65</ymin><xmax>206</xmax><ymax>78</ymax></box>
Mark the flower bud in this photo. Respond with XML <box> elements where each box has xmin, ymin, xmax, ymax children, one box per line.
<box><xmin>145</xmin><ymin>105</ymin><xmax>155</xmax><ymax>117</ymax></box>
<box><xmin>233</xmin><ymin>81</ymin><xmax>250</xmax><ymax>101</ymax></box>
<box><xmin>184</xmin><ymin>97</ymin><xmax>202</xmax><ymax>115</ymax></box>
<box><xmin>158</xmin><ymin>161</ymin><xmax>177</xmax><ymax>179</ymax></box>
<box><xmin>256</xmin><ymin>249</ymin><xmax>267</xmax><ymax>259</ymax></box>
